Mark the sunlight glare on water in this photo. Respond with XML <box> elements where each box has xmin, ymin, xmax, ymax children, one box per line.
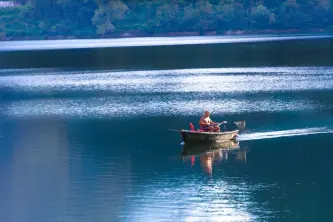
<box><xmin>2</xmin><ymin>97</ymin><xmax>323</xmax><ymax>118</ymax></box>
<box><xmin>1</xmin><ymin>67</ymin><xmax>333</xmax><ymax>94</ymax></box>
<box><xmin>2</xmin><ymin>62</ymin><xmax>333</xmax><ymax>222</ymax></box>
<box><xmin>123</xmin><ymin>178</ymin><xmax>257</xmax><ymax>222</ymax></box>
<box><xmin>1</xmin><ymin>65</ymin><xmax>333</xmax><ymax>151</ymax></box>
<box><xmin>1</xmin><ymin>67</ymin><xmax>333</xmax><ymax>119</ymax></box>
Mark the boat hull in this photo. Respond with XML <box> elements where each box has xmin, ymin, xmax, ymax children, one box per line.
<box><xmin>182</xmin><ymin>140</ymin><xmax>240</xmax><ymax>156</ymax></box>
<box><xmin>180</xmin><ymin>130</ymin><xmax>239</xmax><ymax>144</ymax></box>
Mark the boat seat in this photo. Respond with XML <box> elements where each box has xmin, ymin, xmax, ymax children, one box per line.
<box><xmin>189</xmin><ymin>123</ymin><xmax>195</xmax><ymax>131</ymax></box>
<box><xmin>189</xmin><ymin>123</ymin><xmax>203</xmax><ymax>132</ymax></box>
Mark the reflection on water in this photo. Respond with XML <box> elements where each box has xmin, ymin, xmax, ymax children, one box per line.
<box><xmin>0</xmin><ymin>119</ymin><xmax>133</xmax><ymax>222</ymax></box>
<box><xmin>124</xmin><ymin>177</ymin><xmax>256</xmax><ymax>222</ymax></box>
<box><xmin>181</xmin><ymin>141</ymin><xmax>247</xmax><ymax>176</ymax></box>
<box><xmin>2</xmin><ymin>113</ymin><xmax>333</xmax><ymax>221</ymax></box>
<box><xmin>2</xmin><ymin>64</ymin><xmax>333</xmax><ymax>221</ymax></box>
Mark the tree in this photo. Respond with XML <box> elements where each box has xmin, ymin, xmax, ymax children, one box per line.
<box><xmin>216</xmin><ymin>1</ymin><xmax>248</xmax><ymax>31</ymax></box>
<box><xmin>27</xmin><ymin>0</ymin><xmax>59</xmax><ymax>18</ymax></box>
<box><xmin>2</xmin><ymin>0</ymin><xmax>333</xmax><ymax>40</ymax></box>
<box><xmin>14</xmin><ymin>0</ymin><xmax>29</xmax><ymax>4</ymax></box>
<box><xmin>251</xmin><ymin>4</ymin><xmax>275</xmax><ymax>29</ymax></box>
<box><xmin>278</xmin><ymin>0</ymin><xmax>302</xmax><ymax>28</ymax></box>
<box><xmin>312</xmin><ymin>0</ymin><xmax>331</xmax><ymax>25</ymax></box>
<box><xmin>92</xmin><ymin>0</ymin><xmax>129</xmax><ymax>35</ymax></box>
<box><xmin>155</xmin><ymin>2</ymin><xmax>179</xmax><ymax>32</ymax></box>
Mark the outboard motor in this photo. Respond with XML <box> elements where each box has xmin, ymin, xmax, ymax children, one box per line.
<box><xmin>224</xmin><ymin>122</ymin><xmax>239</xmax><ymax>131</ymax></box>
<box><xmin>224</xmin><ymin>121</ymin><xmax>246</xmax><ymax>131</ymax></box>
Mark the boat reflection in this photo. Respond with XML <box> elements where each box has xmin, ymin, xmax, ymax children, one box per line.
<box><xmin>181</xmin><ymin>140</ymin><xmax>247</xmax><ymax>176</ymax></box>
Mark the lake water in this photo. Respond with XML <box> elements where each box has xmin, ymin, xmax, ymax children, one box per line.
<box><xmin>1</xmin><ymin>36</ymin><xmax>333</xmax><ymax>222</ymax></box>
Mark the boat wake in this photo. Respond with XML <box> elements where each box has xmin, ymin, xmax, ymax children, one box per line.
<box><xmin>238</xmin><ymin>127</ymin><xmax>333</xmax><ymax>141</ymax></box>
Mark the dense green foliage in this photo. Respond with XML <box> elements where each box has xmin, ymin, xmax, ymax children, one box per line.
<box><xmin>1</xmin><ymin>0</ymin><xmax>333</xmax><ymax>40</ymax></box>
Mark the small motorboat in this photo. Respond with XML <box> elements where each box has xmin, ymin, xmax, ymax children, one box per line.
<box><xmin>180</xmin><ymin>129</ymin><xmax>239</xmax><ymax>144</ymax></box>
<box><xmin>170</xmin><ymin>120</ymin><xmax>245</xmax><ymax>144</ymax></box>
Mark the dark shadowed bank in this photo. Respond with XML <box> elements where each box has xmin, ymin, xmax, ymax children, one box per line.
<box><xmin>1</xmin><ymin>0</ymin><xmax>333</xmax><ymax>41</ymax></box>
<box><xmin>1</xmin><ymin>36</ymin><xmax>333</xmax><ymax>69</ymax></box>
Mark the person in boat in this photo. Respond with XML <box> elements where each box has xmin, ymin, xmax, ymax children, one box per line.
<box><xmin>199</xmin><ymin>110</ymin><xmax>220</xmax><ymax>132</ymax></box>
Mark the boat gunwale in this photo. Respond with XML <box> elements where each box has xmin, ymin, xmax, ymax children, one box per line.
<box><xmin>180</xmin><ymin>129</ymin><xmax>239</xmax><ymax>135</ymax></box>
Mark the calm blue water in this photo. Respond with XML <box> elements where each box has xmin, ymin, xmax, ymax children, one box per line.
<box><xmin>2</xmin><ymin>34</ymin><xmax>332</xmax><ymax>70</ymax></box>
<box><xmin>1</xmin><ymin>65</ymin><xmax>333</xmax><ymax>221</ymax></box>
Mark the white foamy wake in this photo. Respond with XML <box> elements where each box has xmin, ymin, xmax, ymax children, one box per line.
<box><xmin>238</xmin><ymin>127</ymin><xmax>333</xmax><ymax>141</ymax></box>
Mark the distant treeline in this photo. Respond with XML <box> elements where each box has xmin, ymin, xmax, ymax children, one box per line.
<box><xmin>1</xmin><ymin>0</ymin><xmax>333</xmax><ymax>40</ymax></box>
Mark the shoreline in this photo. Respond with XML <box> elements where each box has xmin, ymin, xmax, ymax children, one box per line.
<box><xmin>2</xmin><ymin>29</ymin><xmax>333</xmax><ymax>41</ymax></box>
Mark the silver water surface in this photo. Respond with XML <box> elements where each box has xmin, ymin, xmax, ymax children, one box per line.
<box><xmin>1</xmin><ymin>66</ymin><xmax>333</xmax><ymax>222</ymax></box>
<box><xmin>1</xmin><ymin>67</ymin><xmax>333</xmax><ymax>120</ymax></box>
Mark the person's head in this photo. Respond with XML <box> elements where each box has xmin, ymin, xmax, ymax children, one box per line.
<box><xmin>204</xmin><ymin>110</ymin><xmax>210</xmax><ymax>117</ymax></box>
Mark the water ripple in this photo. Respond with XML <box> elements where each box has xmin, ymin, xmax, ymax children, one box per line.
<box><xmin>2</xmin><ymin>97</ymin><xmax>325</xmax><ymax>119</ymax></box>
<box><xmin>123</xmin><ymin>178</ymin><xmax>258</xmax><ymax>221</ymax></box>
<box><xmin>1</xmin><ymin>67</ymin><xmax>333</xmax><ymax>95</ymax></box>
<box><xmin>1</xmin><ymin>67</ymin><xmax>333</xmax><ymax>119</ymax></box>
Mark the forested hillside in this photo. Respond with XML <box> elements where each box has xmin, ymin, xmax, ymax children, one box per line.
<box><xmin>1</xmin><ymin>0</ymin><xmax>333</xmax><ymax>40</ymax></box>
